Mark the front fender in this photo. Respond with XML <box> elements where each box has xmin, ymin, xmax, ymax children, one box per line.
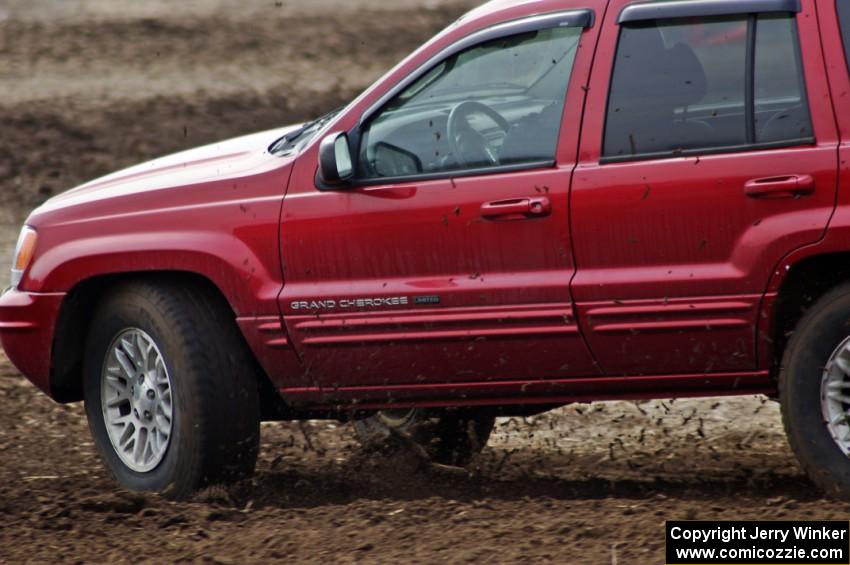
<box><xmin>27</xmin><ymin>228</ymin><xmax>281</xmax><ymax>316</ymax></box>
<box><xmin>20</xmin><ymin>164</ymin><xmax>293</xmax><ymax>316</ymax></box>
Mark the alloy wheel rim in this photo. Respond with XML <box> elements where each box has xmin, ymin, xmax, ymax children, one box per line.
<box><xmin>378</xmin><ymin>408</ymin><xmax>417</xmax><ymax>428</ymax></box>
<box><xmin>821</xmin><ymin>335</ymin><xmax>850</xmax><ymax>456</ymax></box>
<box><xmin>100</xmin><ymin>328</ymin><xmax>174</xmax><ymax>472</ymax></box>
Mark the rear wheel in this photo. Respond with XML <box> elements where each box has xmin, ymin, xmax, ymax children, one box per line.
<box><xmin>780</xmin><ymin>283</ymin><xmax>850</xmax><ymax>498</ymax></box>
<box><xmin>83</xmin><ymin>281</ymin><xmax>260</xmax><ymax>499</ymax></box>
<box><xmin>354</xmin><ymin>408</ymin><xmax>495</xmax><ymax>466</ymax></box>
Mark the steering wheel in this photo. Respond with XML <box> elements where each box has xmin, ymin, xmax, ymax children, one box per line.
<box><xmin>759</xmin><ymin>104</ymin><xmax>809</xmax><ymax>143</ymax></box>
<box><xmin>446</xmin><ymin>101</ymin><xmax>510</xmax><ymax>168</ymax></box>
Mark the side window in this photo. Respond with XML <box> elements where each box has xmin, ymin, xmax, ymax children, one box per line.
<box><xmin>358</xmin><ymin>26</ymin><xmax>582</xmax><ymax>180</ymax></box>
<box><xmin>603</xmin><ymin>13</ymin><xmax>812</xmax><ymax>161</ymax></box>
<box><xmin>838</xmin><ymin>0</ymin><xmax>850</xmax><ymax>74</ymax></box>
<box><xmin>754</xmin><ymin>15</ymin><xmax>811</xmax><ymax>143</ymax></box>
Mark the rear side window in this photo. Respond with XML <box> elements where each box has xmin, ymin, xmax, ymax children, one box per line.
<box><xmin>754</xmin><ymin>15</ymin><xmax>810</xmax><ymax>143</ymax></box>
<box><xmin>603</xmin><ymin>13</ymin><xmax>812</xmax><ymax>161</ymax></box>
<box><xmin>839</xmin><ymin>0</ymin><xmax>850</xmax><ymax>73</ymax></box>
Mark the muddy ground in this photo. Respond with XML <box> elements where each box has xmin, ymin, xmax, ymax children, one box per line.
<box><xmin>0</xmin><ymin>1</ymin><xmax>848</xmax><ymax>563</ymax></box>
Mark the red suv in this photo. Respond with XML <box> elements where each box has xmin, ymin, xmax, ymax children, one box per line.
<box><xmin>4</xmin><ymin>0</ymin><xmax>850</xmax><ymax>498</ymax></box>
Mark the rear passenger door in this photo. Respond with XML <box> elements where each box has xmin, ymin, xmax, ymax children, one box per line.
<box><xmin>570</xmin><ymin>0</ymin><xmax>838</xmax><ymax>377</ymax></box>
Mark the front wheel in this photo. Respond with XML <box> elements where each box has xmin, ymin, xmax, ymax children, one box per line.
<box><xmin>354</xmin><ymin>408</ymin><xmax>495</xmax><ymax>466</ymax></box>
<box><xmin>780</xmin><ymin>283</ymin><xmax>850</xmax><ymax>498</ymax></box>
<box><xmin>83</xmin><ymin>281</ymin><xmax>260</xmax><ymax>499</ymax></box>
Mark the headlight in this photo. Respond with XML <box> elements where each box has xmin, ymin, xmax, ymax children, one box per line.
<box><xmin>10</xmin><ymin>226</ymin><xmax>37</xmax><ymax>290</ymax></box>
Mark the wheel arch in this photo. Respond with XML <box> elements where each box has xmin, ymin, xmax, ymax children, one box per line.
<box><xmin>766</xmin><ymin>251</ymin><xmax>850</xmax><ymax>376</ymax></box>
<box><xmin>49</xmin><ymin>271</ymin><xmax>275</xmax><ymax>406</ymax></box>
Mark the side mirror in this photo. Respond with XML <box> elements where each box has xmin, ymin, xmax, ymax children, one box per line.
<box><xmin>318</xmin><ymin>132</ymin><xmax>354</xmax><ymax>186</ymax></box>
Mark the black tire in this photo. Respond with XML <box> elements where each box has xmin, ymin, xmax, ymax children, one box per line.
<box><xmin>354</xmin><ymin>408</ymin><xmax>495</xmax><ymax>466</ymax></box>
<box><xmin>780</xmin><ymin>282</ymin><xmax>850</xmax><ymax>498</ymax></box>
<box><xmin>83</xmin><ymin>280</ymin><xmax>260</xmax><ymax>499</ymax></box>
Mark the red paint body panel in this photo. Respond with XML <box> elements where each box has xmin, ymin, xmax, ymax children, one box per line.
<box><xmin>571</xmin><ymin>0</ymin><xmax>838</xmax><ymax>376</ymax></box>
<box><xmin>0</xmin><ymin>129</ymin><xmax>302</xmax><ymax>388</ymax></box>
<box><xmin>756</xmin><ymin>0</ymin><xmax>850</xmax><ymax>368</ymax></box>
<box><xmin>2</xmin><ymin>0</ymin><xmax>850</xmax><ymax>414</ymax></box>
<box><xmin>281</xmin><ymin>371</ymin><xmax>773</xmax><ymax>410</ymax></box>
<box><xmin>25</xmin><ymin>129</ymin><xmax>296</xmax><ymax>317</ymax></box>
<box><xmin>235</xmin><ymin>316</ymin><xmax>302</xmax><ymax>390</ymax></box>
<box><xmin>285</xmin><ymin>302</ymin><xmax>590</xmax><ymax>387</ymax></box>
<box><xmin>278</xmin><ymin>1</ymin><xmax>608</xmax><ymax>389</ymax></box>
<box><xmin>0</xmin><ymin>290</ymin><xmax>65</xmax><ymax>394</ymax></box>
<box><xmin>578</xmin><ymin>295</ymin><xmax>760</xmax><ymax>374</ymax></box>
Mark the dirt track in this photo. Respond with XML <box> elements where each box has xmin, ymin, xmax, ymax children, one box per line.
<box><xmin>1</xmin><ymin>2</ymin><xmax>849</xmax><ymax>564</ymax></box>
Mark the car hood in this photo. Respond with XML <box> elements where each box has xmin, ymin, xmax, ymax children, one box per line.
<box><xmin>33</xmin><ymin>124</ymin><xmax>302</xmax><ymax>217</ymax></box>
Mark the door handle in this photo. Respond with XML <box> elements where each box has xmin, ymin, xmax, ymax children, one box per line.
<box><xmin>744</xmin><ymin>174</ymin><xmax>815</xmax><ymax>199</ymax></box>
<box><xmin>481</xmin><ymin>197</ymin><xmax>551</xmax><ymax>220</ymax></box>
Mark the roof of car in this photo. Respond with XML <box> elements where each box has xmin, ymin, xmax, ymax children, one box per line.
<box><xmin>459</xmin><ymin>0</ymin><xmax>559</xmax><ymax>23</ymax></box>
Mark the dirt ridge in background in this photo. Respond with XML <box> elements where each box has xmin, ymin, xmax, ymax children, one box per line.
<box><xmin>0</xmin><ymin>11</ymin><xmax>454</xmax><ymax>67</ymax></box>
<box><xmin>0</xmin><ymin>89</ymin><xmax>357</xmax><ymax>208</ymax></box>
<box><xmin>0</xmin><ymin>5</ymin><xmax>470</xmax><ymax>208</ymax></box>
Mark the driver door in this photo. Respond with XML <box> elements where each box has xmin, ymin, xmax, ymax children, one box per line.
<box><xmin>279</xmin><ymin>11</ymin><xmax>601</xmax><ymax>390</ymax></box>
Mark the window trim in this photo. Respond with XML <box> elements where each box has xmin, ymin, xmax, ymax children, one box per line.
<box><xmin>618</xmin><ymin>0</ymin><xmax>801</xmax><ymax>24</ymax></box>
<box><xmin>745</xmin><ymin>15</ymin><xmax>757</xmax><ymax>144</ymax></box>
<box><xmin>601</xmin><ymin>11</ymin><xmax>813</xmax><ymax>164</ymax></box>
<box><xmin>600</xmin><ymin>137</ymin><xmax>815</xmax><ymax>164</ymax></box>
<box><xmin>315</xmin><ymin>159</ymin><xmax>557</xmax><ymax>191</ymax></box>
